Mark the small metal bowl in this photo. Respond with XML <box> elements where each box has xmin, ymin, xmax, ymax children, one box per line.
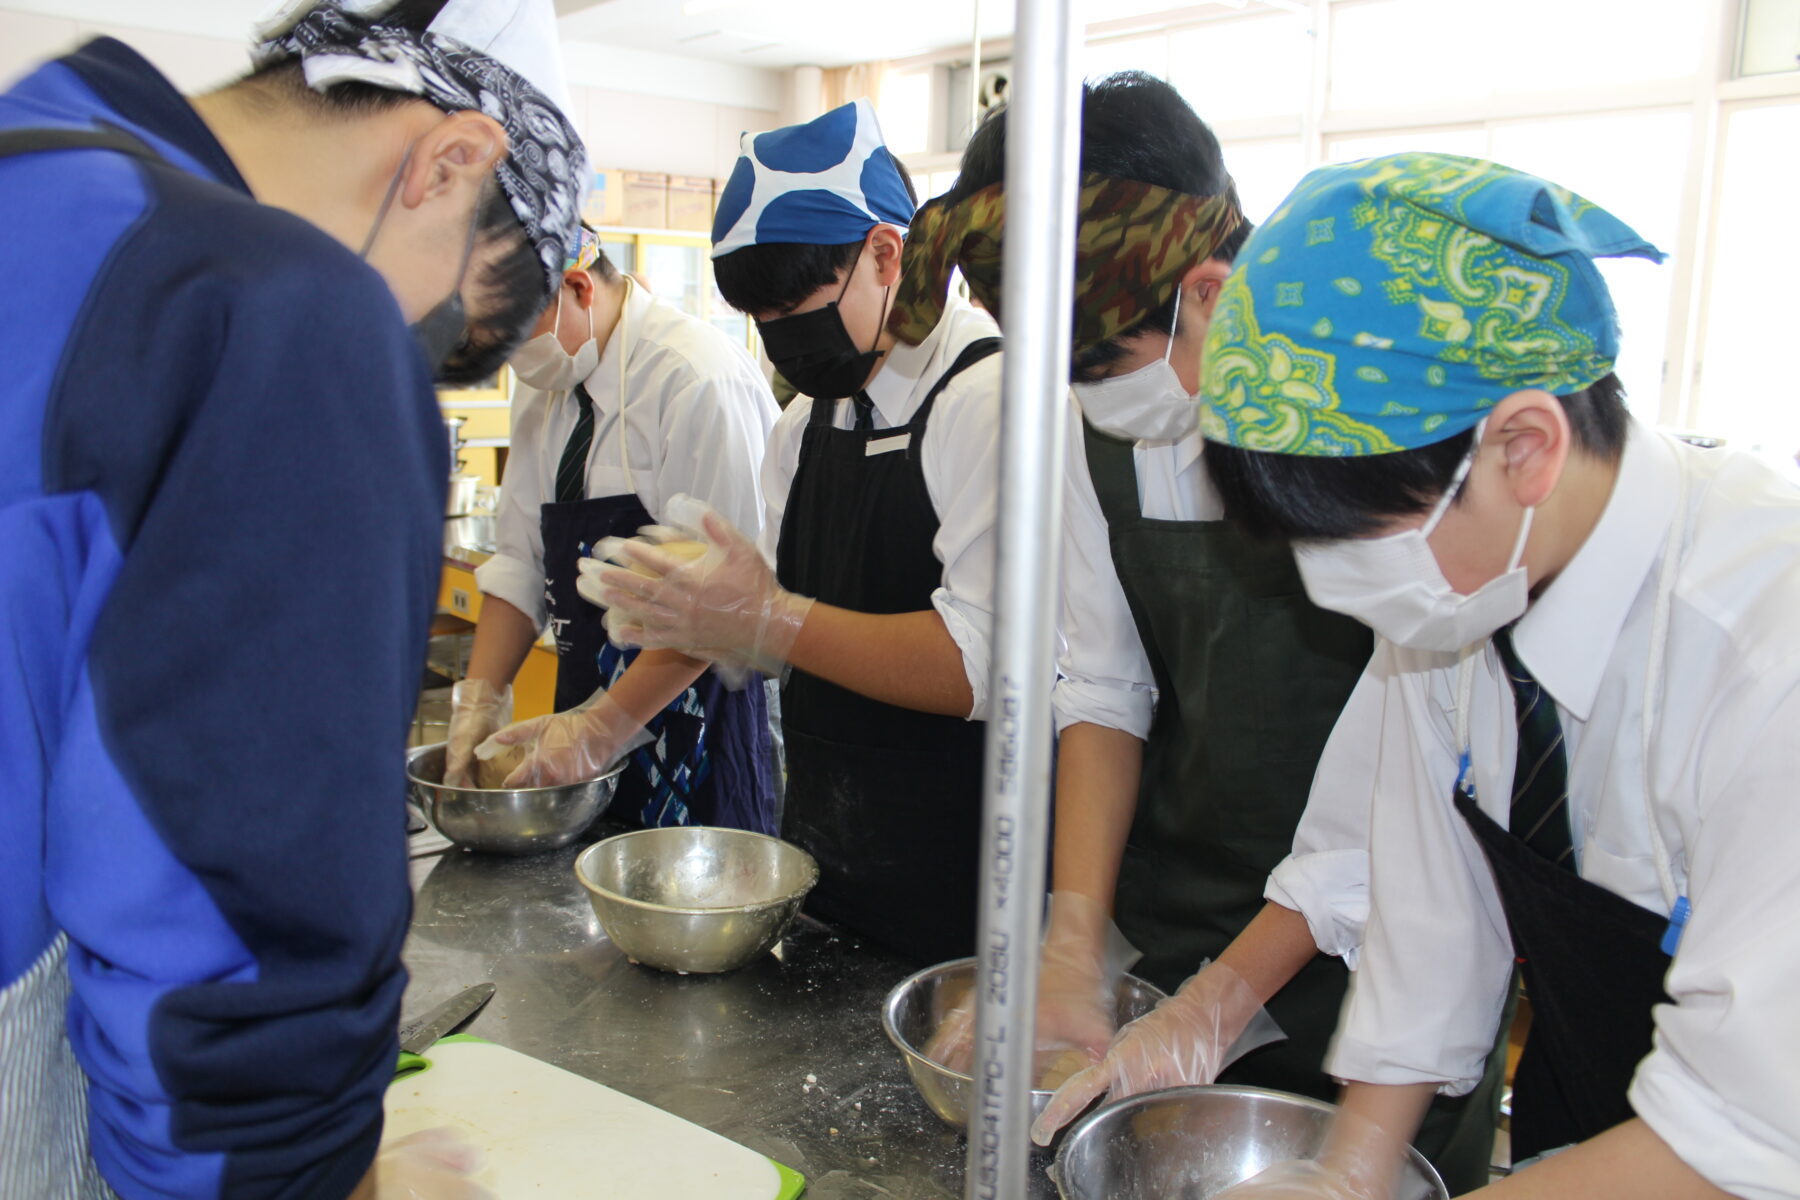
<box><xmin>881</xmin><ymin>957</ymin><xmax>1168</xmax><ymax>1133</ymax></box>
<box><xmin>405</xmin><ymin>741</ymin><xmax>623</xmax><ymax>856</ymax></box>
<box><xmin>573</xmin><ymin>827</ymin><xmax>819</xmax><ymax>974</ymax></box>
<box><xmin>1053</xmin><ymin>1085</ymin><xmax>1449</xmax><ymax>1200</ymax></box>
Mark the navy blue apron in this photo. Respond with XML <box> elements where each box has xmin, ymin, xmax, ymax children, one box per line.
<box><xmin>539</xmin><ymin>471</ymin><xmax>773</xmax><ymax>835</ymax></box>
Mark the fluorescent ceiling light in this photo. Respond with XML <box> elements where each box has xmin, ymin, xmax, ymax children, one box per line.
<box><xmin>682</xmin><ymin>0</ymin><xmax>748</xmax><ymax>14</ymax></box>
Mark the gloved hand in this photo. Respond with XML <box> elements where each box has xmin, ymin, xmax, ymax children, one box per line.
<box><xmin>445</xmin><ymin>679</ymin><xmax>511</xmax><ymax>787</ymax></box>
<box><xmin>924</xmin><ymin>892</ymin><xmax>1133</xmax><ymax>1077</ymax></box>
<box><xmin>1211</xmin><ymin>1110</ymin><xmax>1412</xmax><ymax>1200</ymax></box>
<box><xmin>1031</xmin><ymin>958</ymin><xmax>1285</xmax><ymax>1145</ymax></box>
<box><xmin>576</xmin><ymin>496</ymin><xmax>814</xmax><ymax>689</ymax></box>
<box><xmin>371</xmin><ymin>1127</ymin><xmax>494</xmax><ymax>1199</ymax></box>
<box><xmin>475</xmin><ymin>690</ymin><xmax>651</xmax><ymax>788</ymax></box>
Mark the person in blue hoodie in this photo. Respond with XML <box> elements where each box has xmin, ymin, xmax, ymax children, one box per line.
<box><xmin>0</xmin><ymin>1</ymin><xmax>585</xmax><ymax>1196</ymax></box>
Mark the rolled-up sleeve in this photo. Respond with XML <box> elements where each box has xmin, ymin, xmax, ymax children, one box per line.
<box><xmin>475</xmin><ymin>384</ymin><xmax>551</xmax><ymax>627</ymax></box>
<box><xmin>922</xmin><ymin>356</ymin><xmax>1007</xmax><ymax>721</ymax></box>
<box><xmin>1054</xmin><ymin>398</ymin><xmax>1155</xmax><ymax>738</ymax></box>
<box><xmin>1629</xmin><ymin>675</ymin><xmax>1800</xmax><ymax>1199</ymax></box>
<box><xmin>1263</xmin><ymin>656</ymin><xmax>1392</xmax><ymax>963</ymax></box>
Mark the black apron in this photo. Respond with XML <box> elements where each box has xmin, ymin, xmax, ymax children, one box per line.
<box><xmin>540</xmin><ymin>460</ymin><xmax>773</xmax><ymax>835</ymax></box>
<box><xmin>1084</xmin><ymin>424</ymin><xmax>1505</xmax><ymax>1194</ymax></box>
<box><xmin>775</xmin><ymin>338</ymin><xmax>1001</xmax><ymax>964</ymax></box>
<box><xmin>1455</xmin><ymin>794</ymin><xmax>1671</xmax><ymax>1161</ymax></box>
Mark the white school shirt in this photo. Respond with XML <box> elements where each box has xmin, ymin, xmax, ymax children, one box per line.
<box><xmin>1053</xmin><ymin>394</ymin><xmax>1224</xmax><ymax>738</ymax></box>
<box><xmin>1277</xmin><ymin>423</ymin><xmax>1800</xmax><ymax>1198</ymax></box>
<box><xmin>477</xmin><ymin>283</ymin><xmax>778</xmax><ymax>627</ymax></box>
<box><xmin>757</xmin><ymin>296</ymin><xmax>1006</xmax><ymax>720</ymax></box>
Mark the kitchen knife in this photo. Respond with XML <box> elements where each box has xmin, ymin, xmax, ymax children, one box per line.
<box><xmin>399</xmin><ymin>983</ymin><xmax>495</xmax><ymax>1057</ymax></box>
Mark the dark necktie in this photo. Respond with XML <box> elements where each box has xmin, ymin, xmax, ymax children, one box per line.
<box><xmin>851</xmin><ymin>390</ymin><xmax>875</xmax><ymax>432</ymax></box>
<box><xmin>1492</xmin><ymin>625</ymin><xmax>1575</xmax><ymax>869</ymax></box>
<box><xmin>554</xmin><ymin>383</ymin><xmax>596</xmax><ymax>504</ymax></box>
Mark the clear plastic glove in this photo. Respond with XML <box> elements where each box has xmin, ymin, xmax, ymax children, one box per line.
<box><xmin>1031</xmin><ymin>958</ymin><xmax>1286</xmax><ymax>1145</ymax></box>
<box><xmin>1211</xmin><ymin>1110</ymin><xmax>1412</xmax><ymax>1200</ymax></box>
<box><xmin>444</xmin><ymin>680</ymin><xmax>511</xmax><ymax>787</ymax></box>
<box><xmin>575</xmin><ymin>495</ymin><xmax>814</xmax><ymax>688</ymax></box>
<box><xmin>923</xmin><ymin>892</ymin><xmax>1135</xmax><ymax>1077</ymax></box>
<box><xmin>371</xmin><ymin>1127</ymin><xmax>494</xmax><ymax>1199</ymax></box>
<box><xmin>474</xmin><ymin>690</ymin><xmax>652</xmax><ymax>788</ymax></box>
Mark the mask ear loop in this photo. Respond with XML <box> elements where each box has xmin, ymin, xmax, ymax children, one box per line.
<box><xmin>358</xmin><ymin>142</ymin><xmax>415</xmax><ymax>259</ymax></box>
<box><xmin>1421</xmin><ymin>418</ymin><xmax>1487</xmax><ymax>538</ymax></box>
<box><xmin>1163</xmin><ymin>285</ymin><xmax>1182</xmax><ymax>366</ymax></box>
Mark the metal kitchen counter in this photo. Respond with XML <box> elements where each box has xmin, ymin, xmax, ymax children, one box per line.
<box><xmin>402</xmin><ymin>825</ymin><xmax>1061</xmax><ymax>1199</ymax></box>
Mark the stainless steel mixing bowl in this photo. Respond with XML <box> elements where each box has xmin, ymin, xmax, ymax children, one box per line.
<box><xmin>573</xmin><ymin>827</ymin><xmax>819</xmax><ymax>974</ymax></box>
<box><xmin>881</xmin><ymin>957</ymin><xmax>1168</xmax><ymax>1133</ymax></box>
<box><xmin>405</xmin><ymin>741</ymin><xmax>623</xmax><ymax>855</ymax></box>
<box><xmin>1053</xmin><ymin>1085</ymin><xmax>1449</xmax><ymax>1200</ymax></box>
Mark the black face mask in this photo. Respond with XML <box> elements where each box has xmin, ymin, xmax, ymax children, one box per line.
<box><xmin>756</xmin><ymin>248</ymin><xmax>891</xmax><ymax>401</ymax></box>
<box><xmin>361</xmin><ymin>146</ymin><xmax>483</xmax><ymax>383</ymax></box>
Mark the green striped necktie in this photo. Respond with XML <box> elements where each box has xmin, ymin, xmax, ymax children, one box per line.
<box><xmin>554</xmin><ymin>383</ymin><xmax>596</xmax><ymax>504</ymax></box>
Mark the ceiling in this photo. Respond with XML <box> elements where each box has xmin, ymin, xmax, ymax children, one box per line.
<box><xmin>4</xmin><ymin>0</ymin><xmax>1281</xmax><ymax>70</ymax></box>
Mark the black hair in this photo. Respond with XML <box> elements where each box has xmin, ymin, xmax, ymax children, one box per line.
<box><xmin>225</xmin><ymin>0</ymin><xmax>549</xmax><ymax>384</ymax></box>
<box><xmin>948</xmin><ymin>70</ymin><xmax>1241</xmax><ymax>380</ymax></box>
<box><xmin>712</xmin><ymin>172</ymin><xmax>920</xmax><ymax>317</ymax></box>
<box><xmin>1204</xmin><ymin>374</ymin><xmax>1633</xmax><ymax>541</ymax></box>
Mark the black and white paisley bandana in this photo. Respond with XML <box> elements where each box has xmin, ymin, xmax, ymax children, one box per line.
<box><xmin>254</xmin><ymin>5</ymin><xmax>587</xmax><ymax>295</ymax></box>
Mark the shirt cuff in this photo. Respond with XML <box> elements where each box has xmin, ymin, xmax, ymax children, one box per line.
<box><xmin>1631</xmin><ymin>1045</ymin><xmax>1800</xmax><ymax>1200</ymax></box>
<box><xmin>932</xmin><ymin>588</ymin><xmax>990</xmax><ymax>722</ymax></box>
<box><xmin>474</xmin><ymin>553</ymin><xmax>547</xmax><ymax>630</ymax></box>
<box><xmin>1326</xmin><ymin>1035</ymin><xmax>1479</xmax><ymax>1098</ymax></box>
<box><xmin>1052</xmin><ymin>676</ymin><xmax>1154</xmax><ymax>738</ymax></box>
<box><xmin>1265</xmin><ymin>849</ymin><xmax>1370</xmax><ymax>968</ymax></box>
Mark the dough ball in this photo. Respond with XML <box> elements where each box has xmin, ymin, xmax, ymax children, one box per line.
<box><xmin>627</xmin><ymin>539</ymin><xmax>707</xmax><ymax>579</ymax></box>
<box><xmin>475</xmin><ymin>741</ymin><xmax>531</xmax><ymax>789</ymax></box>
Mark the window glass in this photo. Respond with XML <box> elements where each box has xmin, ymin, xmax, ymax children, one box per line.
<box><xmin>878</xmin><ymin>70</ymin><xmax>934</xmax><ymax>156</ymax></box>
<box><xmin>1739</xmin><ymin>0</ymin><xmax>1800</xmax><ymax>76</ymax></box>
<box><xmin>1083</xmin><ymin>33</ymin><xmax>1169</xmax><ymax>82</ymax></box>
<box><xmin>1170</xmin><ymin>14</ymin><xmax>1313</xmax><ymax>121</ymax></box>
<box><xmin>1697</xmin><ymin>103</ymin><xmax>1800</xmax><ymax>459</ymax></box>
<box><xmin>1220</xmin><ymin>139</ymin><xmax>1307</xmax><ymax>224</ymax></box>
<box><xmin>1329</xmin><ymin>0</ymin><xmax>1494</xmax><ymax>110</ymax></box>
<box><xmin>1327</xmin><ymin>127</ymin><xmax>1489</xmax><ymax>164</ymax></box>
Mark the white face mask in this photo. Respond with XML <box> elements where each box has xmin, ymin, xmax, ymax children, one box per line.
<box><xmin>510</xmin><ymin>286</ymin><xmax>599</xmax><ymax>392</ymax></box>
<box><xmin>1293</xmin><ymin>426</ymin><xmax>1536</xmax><ymax>652</ymax></box>
<box><xmin>1072</xmin><ymin>287</ymin><xmax>1199</xmax><ymax>442</ymax></box>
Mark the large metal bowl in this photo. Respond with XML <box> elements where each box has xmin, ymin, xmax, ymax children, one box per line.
<box><xmin>573</xmin><ymin>827</ymin><xmax>819</xmax><ymax>974</ymax></box>
<box><xmin>1053</xmin><ymin>1085</ymin><xmax>1449</xmax><ymax>1200</ymax></box>
<box><xmin>405</xmin><ymin>741</ymin><xmax>623</xmax><ymax>856</ymax></box>
<box><xmin>881</xmin><ymin>957</ymin><xmax>1168</xmax><ymax>1133</ymax></box>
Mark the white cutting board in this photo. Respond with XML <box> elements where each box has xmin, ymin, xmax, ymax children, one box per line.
<box><xmin>385</xmin><ymin>1038</ymin><xmax>805</xmax><ymax>1199</ymax></box>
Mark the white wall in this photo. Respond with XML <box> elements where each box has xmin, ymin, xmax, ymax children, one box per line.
<box><xmin>0</xmin><ymin>9</ymin><xmax>782</xmax><ymax>180</ymax></box>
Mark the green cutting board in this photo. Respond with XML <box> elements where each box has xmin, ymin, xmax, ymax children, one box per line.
<box><xmin>387</xmin><ymin>1036</ymin><xmax>805</xmax><ymax>1199</ymax></box>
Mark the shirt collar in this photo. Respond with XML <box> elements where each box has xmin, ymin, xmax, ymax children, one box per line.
<box><xmin>58</xmin><ymin>37</ymin><xmax>251</xmax><ymax>195</ymax></box>
<box><xmin>863</xmin><ymin>294</ymin><xmax>960</xmax><ymax>424</ymax></box>
<box><xmin>1512</xmin><ymin>421</ymin><xmax>1681</xmax><ymax>721</ymax></box>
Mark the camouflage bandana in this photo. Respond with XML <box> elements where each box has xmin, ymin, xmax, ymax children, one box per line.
<box><xmin>887</xmin><ymin>173</ymin><xmax>1241</xmax><ymax>354</ymax></box>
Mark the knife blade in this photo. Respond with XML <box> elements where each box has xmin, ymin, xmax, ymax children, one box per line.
<box><xmin>398</xmin><ymin>983</ymin><xmax>495</xmax><ymax>1056</ymax></box>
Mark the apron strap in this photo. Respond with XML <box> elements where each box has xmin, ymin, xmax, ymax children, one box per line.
<box><xmin>1080</xmin><ymin>419</ymin><xmax>1144</xmax><ymax>525</ymax></box>
<box><xmin>911</xmin><ymin>336</ymin><xmax>1001</xmax><ymax>429</ymax></box>
<box><xmin>0</xmin><ymin>125</ymin><xmax>161</xmax><ymax>164</ymax></box>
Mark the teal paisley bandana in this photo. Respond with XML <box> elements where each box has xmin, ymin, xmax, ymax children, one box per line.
<box><xmin>1198</xmin><ymin>153</ymin><xmax>1663</xmax><ymax>456</ymax></box>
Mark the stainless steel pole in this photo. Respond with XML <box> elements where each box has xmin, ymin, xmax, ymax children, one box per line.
<box><xmin>964</xmin><ymin>0</ymin><xmax>1081</xmax><ymax>1195</ymax></box>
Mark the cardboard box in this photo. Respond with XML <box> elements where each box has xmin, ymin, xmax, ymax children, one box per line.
<box><xmin>622</xmin><ymin>171</ymin><xmax>669</xmax><ymax>229</ymax></box>
<box><xmin>668</xmin><ymin>175</ymin><xmax>715</xmax><ymax>232</ymax></box>
<box><xmin>582</xmin><ymin>168</ymin><xmax>626</xmax><ymax>228</ymax></box>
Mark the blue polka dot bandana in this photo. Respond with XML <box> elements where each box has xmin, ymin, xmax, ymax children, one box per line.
<box><xmin>711</xmin><ymin>99</ymin><xmax>915</xmax><ymax>259</ymax></box>
<box><xmin>1198</xmin><ymin>153</ymin><xmax>1663</xmax><ymax>456</ymax></box>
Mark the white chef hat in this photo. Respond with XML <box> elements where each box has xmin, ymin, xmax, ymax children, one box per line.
<box><xmin>253</xmin><ymin>0</ymin><xmax>587</xmax><ymax>293</ymax></box>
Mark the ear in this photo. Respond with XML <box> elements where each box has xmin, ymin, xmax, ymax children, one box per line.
<box><xmin>401</xmin><ymin>111</ymin><xmax>510</xmax><ymax>209</ymax></box>
<box><xmin>1488</xmin><ymin>389</ymin><xmax>1570</xmax><ymax>509</ymax></box>
<box><xmin>869</xmin><ymin>224</ymin><xmax>906</xmax><ymax>288</ymax></box>
<box><xmin>564</xmin><ymin>267</ymin><xmax>597</xmax><ymax>309</ymax></box>
<box><xmin>1184</xmin><ymin>258</ymin><xmax>1233</xmax><ymax>321</ymax></box>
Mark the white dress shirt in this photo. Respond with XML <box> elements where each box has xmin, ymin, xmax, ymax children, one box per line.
<box><xmin>478</xmin><ymin>282</ymin><xmax>777</xmax><ymax>627</ymax></box>
<box><xmin>1053</xmin><ymin>396</ymin><xmax>1224</xmax><ymax>738</ymax></box>
<box><xmin>758</xmin><ymin>296</ymin><xmax>1005</xmax><ymax>720</ymax></box>
<box><xmin>1276</xmin><ymin>423</ymin><xmax>1800</xmax><ymax>1198</ymax></box>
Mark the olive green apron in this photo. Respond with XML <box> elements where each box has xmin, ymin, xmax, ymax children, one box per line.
<box><xmin>1084</xmin><ymin>423</ymin><xmax>1506</xmax><ymax>1194</ymax></box>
